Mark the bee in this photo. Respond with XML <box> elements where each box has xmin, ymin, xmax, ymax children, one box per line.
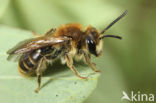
<box><xmin>7</xmin><ymin>10</ymin><xmax>127</xmax><ymax>93</ymax></box>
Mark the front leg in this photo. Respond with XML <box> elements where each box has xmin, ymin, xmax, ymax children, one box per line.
<box><xmin>83</xmin><ymin>51</ymin><xmax>101</xmax><ymax>72</ymax></box>
<box><xmin>65</xmin><ymin>53</ymin><xmax>87</xmax><ymax>79</ymax></box>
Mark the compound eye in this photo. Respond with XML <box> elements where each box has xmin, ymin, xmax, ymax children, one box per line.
<box><xmin>86</xmin><ymin>37</ymin><xmax>97</xmax><ymax>56</ymax></box>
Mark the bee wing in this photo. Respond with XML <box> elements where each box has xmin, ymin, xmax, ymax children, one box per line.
<box><xmin>7</xmin><ymin>38</ymin><xmax>35</xmax><ymax>54</ymax></box>
<box><xmin>7</xmin><ymin>38</ymin><xmax>35</xmax><ymax>61</ymax></box>
<box><xmin>7</xmin><ymin>53</ymin><xmax>23</xmax><ymax>62</ymax></box>
<box><xmin>7</xmin><ymin>36</ymin><xmax>70</xmax><ymax>61</ymax></box>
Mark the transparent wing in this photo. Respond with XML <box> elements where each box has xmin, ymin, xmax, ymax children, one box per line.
<box><xmin>7</xmin><ymin>36</ymin><xmax>70</xmax><ymax>55</ymax></box>
<box><xmin>7</xmin><ymin>38</ymin><xmax>35</xmax><ymax>61</ymax></box>
<box><xmin>7</xmin><ymin>38</ymin><xmax>35</xmax><ymax>54</ymax></box>
<box><xmin>7</xmin><ymin>53</ymin><xmax>22</xmax><ymax>62</ymax></box>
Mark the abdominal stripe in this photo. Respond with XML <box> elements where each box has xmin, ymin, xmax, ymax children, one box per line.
<box><xmin>23</xmin><ymin>57</ymin><xmax>34</xmax><ymax>68</ymax></box>
<box><xmin>19</xmin><ymin>60</ymin><xmax>29</xmax><ymax>72</ymax></box>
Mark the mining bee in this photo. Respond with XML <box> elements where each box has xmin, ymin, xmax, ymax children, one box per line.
<box><xmin>7</xmin><ymin>10</ymin><xmax>127</xmax><ymax>93</ymax></box>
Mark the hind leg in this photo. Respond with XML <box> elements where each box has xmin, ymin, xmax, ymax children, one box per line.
<box><xmin>34</xmin><ymin>57</ymin><xmax>46</xmax><ymax>93</ymax></box>
<box><xmin>45</xmin><ymin>28</ymin><xmax>56</xmax><ymax>35</ymax></box>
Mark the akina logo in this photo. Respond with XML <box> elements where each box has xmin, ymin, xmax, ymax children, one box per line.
<box><xmin>121</xmin><ymin>91</ymin><xmax>155</xmax><ymax>102</ymax></box>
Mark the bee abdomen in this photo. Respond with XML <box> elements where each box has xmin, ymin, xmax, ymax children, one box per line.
<box><xmin>18</xmin><ymin>54</ymin><xmax>38</xmax><ymax>76</ymax></box>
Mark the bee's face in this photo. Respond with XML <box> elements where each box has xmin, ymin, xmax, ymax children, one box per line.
<box><xmin>85</xmin><ymin>26</ymin><xmax>103</xmax><ymax>56</ymax></box>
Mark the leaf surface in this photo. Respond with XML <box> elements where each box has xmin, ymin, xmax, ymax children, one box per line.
<box><xmin>0</xmin><ymin>25</ymin><xmax>100</xmax><ymax>103</ymax></box>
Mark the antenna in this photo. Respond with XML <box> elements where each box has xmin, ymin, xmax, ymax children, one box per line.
<box><xmin>100</xmin><ymin>10</ymin><xmax>127</xmax><ymax>34</ymax></box>
<box><xmin>99</xmin><ymin>34</ymin><xmax>122</xmax><ymax>40</ymax></box>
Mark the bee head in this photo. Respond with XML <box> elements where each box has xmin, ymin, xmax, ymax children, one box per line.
<box><xmin>85</xmin><ymin>10</ymin><xmax>127</xmax><ymax>56</ymax></box>
<box><xmin>85</xmin><ymin>26</ymin><xmax>102</xmax><ymax>57</ymax></box>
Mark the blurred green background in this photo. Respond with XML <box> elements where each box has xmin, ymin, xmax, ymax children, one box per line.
<box><xmin>0</xmin><ymin>0</ymin><xmax>156</xmax><ymax>103</ymax></box>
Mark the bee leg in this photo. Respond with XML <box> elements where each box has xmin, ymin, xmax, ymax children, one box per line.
<box><xmin>83</xmin><ymin>51</ymin><xmax>101</xmax><ymax>73</ymax></box>
<box><xmin>31</xmin><ymin>32</ymin><xmax>40</xmax><ymax>37</ymax></box>
<box><xmin>45</xmin><ymin>28</ymin><xmax>56</xmax><ymax>35</ymax></box>
<box><xmin>35</xmin><ymin>74</ymin><xmax>41</xmax><ymax>93</ymax></box>
<box><xmin>65</xmin><ymin>53</ymin><xmax>88</xmax><ymax>79</ymax></box>
<box><xmin>34</xmin><ymin>58</ymin><xmax>46</xmax><ymax>93</ymax></box>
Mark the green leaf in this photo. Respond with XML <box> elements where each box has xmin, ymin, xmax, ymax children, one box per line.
<box><xmin>0</xmin><ymin>0</ymin><xmax>10</xmax><ymax>19</ymax></box>
<box><xmin>0</xmin><ymin>25</ymin><xmax>100</xmax><ymax>103</ymax></box>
